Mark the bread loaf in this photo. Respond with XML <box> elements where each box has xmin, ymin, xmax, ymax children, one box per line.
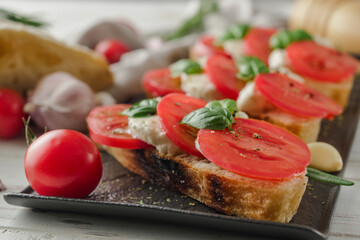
<box><xmin>0</xmin><ymin>21</ymin><xmax>113</xmax><ymax>94</ymax></box>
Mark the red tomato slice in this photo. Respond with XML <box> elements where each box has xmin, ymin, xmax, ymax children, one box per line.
<box><xmin>142</xmin><ymin>68</ymin><xmax>184</xmax><ymax>97</ymax></box>
<box><xmin>191</xmin><ymin>35</ymin><xmax>230</xmax><ymax>59</ymax></box>
<box><xmin>205</xmin><ymin>55</ymin><xmax>246</xmax><ymax>100</ymax></box>
<box><xmin>87</xmin><ymin>104</ymin><xmax>150</xmax><ymax>149</ymax></box>
<box><xmin>287</xmin><ymin>41</ymin><xmax>359</xmax><ymax>83</ymax></box>
<box><xmin>255</xmin><ymin>73</ymin><xmax>342</xmax><ymax>118</ymax></box>
<box><xmin>197</xmin><ymin>118</ymin><xmax>311</xmax><ymax>180</ymax></box>
<box><xmin>243</xmin><ymin>28</ymin><xmax>277</xmax><ymax>64</ymax></box>
<box><xmin>157</xmin><ymin>93</ymin><xmax>207</xmax><ymax>158</ymax></box>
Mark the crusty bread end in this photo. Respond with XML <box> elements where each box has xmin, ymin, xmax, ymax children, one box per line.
<box><xmin>106</xmin><ymin>147</ymin><xmax>308</xmax><ymax>223</ymax></box>
<box><xmin>0</xmin><ymin>21</ymin><xmax>113</xmax><ymax>94</ymax></box>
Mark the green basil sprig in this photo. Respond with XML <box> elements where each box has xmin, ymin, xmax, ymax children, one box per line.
<box><xmin>236</xmin><ymin>56</ymin><xmax>269</xmax><ymax>81</ymax></box>
<box><xmin>216</xmin><ymin>24</ymin><xmax>251</xmax><ymax>45</ymax></box>
<box><xmin>181</xmin><ymin>99</ymin><xmax>238</xmax><ymax>130</ymax></box>
<box><xmin>306</xmin><ymin>167</ymin><xmax>354</xmax><ymax>186</ymax></box>
<box><xmin>170</xmin><ymin>59</ymin><xmax>203</xmax><ymax>78</ymax></box>
<box><xmin>122</xmin><ymin>99</ymin><xmax>159</xmax><ymax>118</ymax></box>
<box><xmin>270</xmin><ymin>29</ymin><xmax>313</xmax><ymax>49</ymax></box>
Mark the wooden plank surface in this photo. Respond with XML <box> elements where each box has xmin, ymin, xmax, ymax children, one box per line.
<box><xmin>1</xmin><ymin>1</ymin><xmax>360</xmax><ymax>239</ymax></box>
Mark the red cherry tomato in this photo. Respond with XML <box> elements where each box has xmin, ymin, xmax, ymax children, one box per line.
<box><xmin>205</xmin><ymin>55</ymin><xmax>246</xmax><ymax>100</ymax></box>
<box><xmin>287</xmin><ymin>41</ymin><xmax>359</xmax><ymax>83</ymax></box>
<box><xmin>0</xmin><ymin>88</ymin><xmax>25</xmax><ymax>139</ymax></box>
<box><xmin>197</xmin><ymin>118</ymin><xmax>311</xmax><ymax>180</ymax></box>
<box><xmin>24</xmin><ymin>130</ymin><xmax>103</xmax><ymax>198</ymax></box>
<box><xmin>142</xmin><ymin>68</ymin><xmax>184</xmax><ymax>97</ymax></box>
<box><xmin>191</xmin><ymin>36</ymin><xmax>230</xmax><ymax>59</ymax></box>
<box><xmin>254</xmin><ymin>73</ymin><xmax>343</xmax><ymax>118</ymax></box>
<box><xmin>157</xmin><ymin>93</ymin><xmax>207</xmax><ymax>158</ymax></box>
<box><xmin>87</xmin><ymin>104</ymin><xmax>150</xmax><ymax>149</ymax></box>
<box><xmin>243</xmin><ymin>28</ymin><xmax>277</xmax><ymax>64</ymax></box>
<box><xmin>94</xmin><ymin>39</ymin><xmax>130</xmax><ymax>64</ymax></box>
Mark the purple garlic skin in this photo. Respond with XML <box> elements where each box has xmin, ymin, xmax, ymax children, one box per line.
<box><xmin>25</xmin><ymin>72</ymin><xmax>97</xmax><ymax>131</ymax></box>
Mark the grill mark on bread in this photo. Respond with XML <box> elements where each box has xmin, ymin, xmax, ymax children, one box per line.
<box><xmin>207</xmin><ymin>174</ymin><xmax>226</xmax><ymax>208</ymax></box>
<box><xmin>133</xmin><ymin>149</ymin><xmax>201</xmax><ymax>194</ymax></box>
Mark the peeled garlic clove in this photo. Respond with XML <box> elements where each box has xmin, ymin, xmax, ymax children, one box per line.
<box><xmin>95</xmin><ymin>91</ymin><xmax>116</xmax><ymax>106</ymax></box>
<box><xmin>25</xmin><ymin>72</ymin><xmax>97</xmax><ymax>131</ymax></box>
<box><xmin>308</xmin><ymin>142</ymin><xmax>343</xmax><ymax>172</ymax></box>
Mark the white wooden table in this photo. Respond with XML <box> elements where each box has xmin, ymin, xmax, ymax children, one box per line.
<box><xmin>1</xmin><ymin>1</ymin><xmax>360</xmax><ymax>239</ymax></box>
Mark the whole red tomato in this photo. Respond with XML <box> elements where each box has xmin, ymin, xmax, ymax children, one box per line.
<box><xmin>24</xmin><ymin>130</ymin><xmax>103</xmax><ymax>198</ymax></box>
<box><xmin>94</xmin><ymin>39</ymin><xmax>130</xmax><ymax>64</ymax></box>
<box><xmin>0</xmin><ymin>88</ymin><xmax>25</xmax><ymax>139</ymax></box>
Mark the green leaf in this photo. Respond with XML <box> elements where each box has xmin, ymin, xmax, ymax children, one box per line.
<box><xmin>206</xmin><ymin>99</ymin><xmax>238</xmax><ymax>114</ymax></box>
<box><xmin>236</xmin><ymin>56</ymin><xmax>269</xmax><ymax>81</ymax></box>
<box><xmin>166</xmin><ymin>0</ymin><xmax>218</xmax><ymax>41</ymax></box>
<box><xmin>216</xmin><ymin>24</ymin><xmax>251</xmax><ymax>45</ymax></box>
<box><xmin>122</xmin><ymin>99</ymin><xmax>159</xmax><ymax>118</ymax></box>
<box><xmin>170</xmin><ymin>59</ymin><xmax>203</xmax><ymax>77</ymax></box>
<box><xmin>306</xmin><ymin>167</ymin><xmax>354</xmax><ymax>186</ymax></box>
<box><xmin>181</xmin><ymin>107</ymin><xmax>234</xmax><ymax>130</ymax></box>
<box><xmin>0</xmin><ymin>9</ymin><xmax>48</xmax><ymax>28</ymax></box>
<box><xmin>270</xmin><ymin>29</ymin><xmax>313</xmax><ymax>49</ymax></box>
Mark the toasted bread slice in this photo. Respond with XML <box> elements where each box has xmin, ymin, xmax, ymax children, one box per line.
<box><xmin>0</xmin><ymin>21</ymin><xmax>113</xmax><ymax>94</ymax></box>
<box><xmin>253</xmin><ymin>110</ymin><xmax>321</xmax><ymax>143</ymax></box>
<box><xmin>302</xmin><ymin>75</ymin><xmax>354</xmax><ymax>108</ymax></box>
<box><xmin>106</xmin><ymin>147</ymin><xmax>308</xmax><ymax>223</ymax></box>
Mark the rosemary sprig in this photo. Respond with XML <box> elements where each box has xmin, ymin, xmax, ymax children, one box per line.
<box><xmin>0</xmin><ymin>9</ymin><xmax>48</xmax><ymax>28</ymax></box>
<box><xmin>166</xmin><ymin>0</ymin><xmax>218</xmax><ymax>41</ymax></box>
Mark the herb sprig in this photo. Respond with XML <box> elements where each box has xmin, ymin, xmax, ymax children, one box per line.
<box><xmin>0</xmin><ymin>9</ymin><xmax>48</xmax><ymax>28</ymax></box>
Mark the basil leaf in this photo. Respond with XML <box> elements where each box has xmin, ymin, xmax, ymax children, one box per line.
<box><xmin>236</xmin><ymin>56</ymin><xmax>269</xmax><ymax>81</ymax></box>
<box><xmin>170</xmin><ymin>59</ymin><xmax>203</xmax><ymax>77</ymax></box>
<box><xmin>206</xmin><ymin>99</ymin><xmax>238</xmax><ymax>114</ymax></box>
<box><xmin>216</xmin><ymin>24</ymin><xmax>251</xmax><ymax>45</ymax></box>
<box><xmin>122</xmin><ymin>99</ymin><xmax>159</xmax><ymax>118</ymax></box>
<box><xmin>270</xmin><ymin>29</ymin><xmax>313</xmax><ymax>49</ymax></box>
<box><xmin>181</xmin><ymin>107</ymin><xmax>234</xmax><ymax>130</ymax></box>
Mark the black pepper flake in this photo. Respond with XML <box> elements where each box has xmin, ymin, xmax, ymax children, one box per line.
<box><xmin>254</xmin><ymin>148</ymin><xmax>260</xmax><ymax>152</ymax></box>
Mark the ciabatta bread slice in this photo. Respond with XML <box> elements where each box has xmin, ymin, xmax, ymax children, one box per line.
<box><xmin>0</xmin><ymin>21</ymin><xmax>113</xmax><ymax>94</ymax></box>
<box><xmin>302</xmin><ymin>75</ymin><xmax>354</xmax><ymax>109</ymax></box>
<box><xmin>255</xmin><ymin>110</ymin><xmax>321</xmax><ymax>143</ymax></box>
<box><xmin>106</xmin><ymin>147</ymin><xmax>308</xmax><ymax>223</ymax></box>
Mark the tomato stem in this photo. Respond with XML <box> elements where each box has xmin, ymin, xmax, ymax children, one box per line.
<box><xmin>23</xmin><ymin>117</ymin><xmax>37</xmax><ymax>146</ymax></box>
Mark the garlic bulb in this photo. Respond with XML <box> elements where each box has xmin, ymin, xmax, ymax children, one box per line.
<box><xmin>24</xmin><ymin>72</ymin><xmax>97</xmax><ymax>131</ymax></box>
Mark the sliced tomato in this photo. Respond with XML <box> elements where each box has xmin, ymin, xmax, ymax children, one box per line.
<box><xmin>191</xmin><ymin>35</ymin><xmax>230</xmax><ymax>59</ymax></box>
<box><xmin>243</xmin><ymin>28</ymin><xmax>277</xmax><ymax>64</ymax></box>
<box><xmin>205</xmin><ymin>55</ymin><xmax>246</xmax><ymax>100</ymax></box>
<box><xmin>157</xmin><ymin>93</ymin><xmax>207</xmax><ymax>157</ymax></box>
<box><xmin>287</xmin><ymin>41</ymin><xmax>359</xmax><ymax>83</ymax></box>
<box><xmin>255</xmin><ymin>73</ymin><xmax>342</xmax><ymax>118</ymax></box>
<box><xmin>142</xmin><ymin>68</ymin><xmax>184</xmax><ymax>97</ymax></box>
<box><xmin>197</xmin><ymin>118</ymin><xmax>311</xmax><ymax>180</ymax></box>
<box><xmin>87</xmin><ymin>104</ymin><xmax>150</xmax><ymax>149</ymax></box>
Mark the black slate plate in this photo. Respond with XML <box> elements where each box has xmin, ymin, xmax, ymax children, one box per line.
<box><xmin>4</xmin><ymin>77</ymin><xmax>360</xmax><ymax>240</ymax></box>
